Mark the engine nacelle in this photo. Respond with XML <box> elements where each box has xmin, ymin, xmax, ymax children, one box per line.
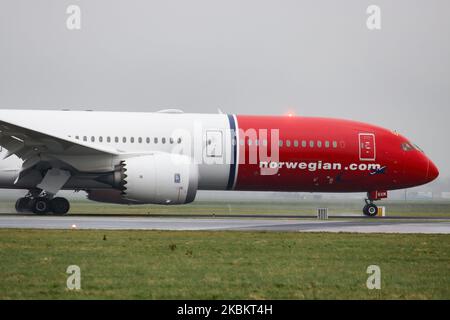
<box><xmin>124</xmin><ymin>154</ymin><xmax>198</xmax><ymax>204</ymax></box>
<box><xmin>87</xmin><ymin>189</ymin><xmax>131</xmax><ymax>204</ymax></box>
<box><xmin>92</xmin><ymin>153</ymin><xmax>198</xmax><ymax>205</ymax></box>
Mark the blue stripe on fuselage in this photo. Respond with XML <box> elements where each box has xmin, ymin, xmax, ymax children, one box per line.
<box><xmin>226</xmin><ymin>114</ymin><xmax>237</xmax><ymax>190</ymax></box>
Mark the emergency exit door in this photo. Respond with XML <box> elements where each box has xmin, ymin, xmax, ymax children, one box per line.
<box><xmin>359</xmin><ymin>133</ymin><xmax>376</xmax><ymax>161</ymax></box>
<box><xmin>206</xmin><ymin>130</ymin><xmax>223</xmax><ymax>157</ymax></box>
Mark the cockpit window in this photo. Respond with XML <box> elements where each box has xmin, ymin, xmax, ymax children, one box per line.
<box><xmin>412</xmin><ymin>143</ymin><xmax>424</xmax><ymax>152</ymax></box>
<box><xmin>401</xmin><ymin>142</ymin><xmax>414</xmax><ymax>151</ymax></box>
<box><xmin>402</xmin><ymin>142</ymin><xmax>424</xmax><ymax>153</ymax></box>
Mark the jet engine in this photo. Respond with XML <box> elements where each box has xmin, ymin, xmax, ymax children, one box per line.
<box><xmin>92</xmin><ymin>153</ymin><xmax>198</xmax><ymax>205</ymax></box>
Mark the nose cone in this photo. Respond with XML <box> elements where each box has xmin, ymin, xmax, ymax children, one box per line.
<box><xmin>403</xmin><ymin>152</ymin><xmax>439</xmax><ymax>187</ymax></box>
<box><xmin>426</xmin><ymin>159</ymin><xmax>439</xmax><ymax>182</ymax></box>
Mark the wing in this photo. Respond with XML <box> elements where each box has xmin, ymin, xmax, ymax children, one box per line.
<box><xmin>0</xmin><ymin>118</ymin><xmax>119</xmax><ymax>161</ymax></box>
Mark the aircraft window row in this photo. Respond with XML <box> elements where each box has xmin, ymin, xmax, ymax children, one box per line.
<box><xmin>239</xmin><ymin>139</ymin><xmax>341</xmax><ymax>148</ymax></box>
<box><xmin>74</xmin><ymin>136</ymin><xmax>182</xmax><ymax>144</ymax></box>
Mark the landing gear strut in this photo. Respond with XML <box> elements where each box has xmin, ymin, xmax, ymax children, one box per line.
<box><xmin>15</xmin><ymin>191</ymin><xmax>70</xmax><ymax>215</ymax></box>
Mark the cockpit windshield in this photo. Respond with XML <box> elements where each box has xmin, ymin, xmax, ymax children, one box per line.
<box><xmin>401</xmin><ymin>142</ymin><xmax>414</xmax><ymax>151</ymax></box>
<box><xmin>402</xmin><ymin>142</ymin><xmax>424</xmax><ymax>153</ymax></box>
<box><xmin>412</xmin><ymin>143</ymin><xmax>424</xmax><ymax>152</ymax></box>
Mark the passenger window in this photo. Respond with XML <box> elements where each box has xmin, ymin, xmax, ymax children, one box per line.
<box><xmin>317</xmin><ymin>141</ymin><xmax>322</xmax><ymax>148</ymax></box>
<box><xmin>146</xmin><ymin>137</ymin><xmax>150</xmax><ymax>144</ymax></box>
<box><xmin>99</xmin><ymin>137</ymin><xmax>103</xmax><ymax>142</ymax></box>
<box><xmin>83</xmin><ymin>136</ymin><xmax>87</xmax><ymax>142</ymax></box>
<box><xmin>177</xmin><ymin>137</ymin><xmax>182</xmax><ymax>144</ymax></box>
<box><xmin>75</xmin><ymin>136</ymin><xmax>79</xmax><ymax>140</ymax></box>
<box><xmin>325</xmin><ymin>141</ymin><xmax>330</xmax><ymax>148</ymax></box>
<box><xmin>332</xmin><ymin>141</ymin><xmax>338</xmax><ymax>148</ymax></box>
<box><xmin>170</xmin><ymin>137</ymin><xmax>174</xmax><ymax>144</ymax></box>
<box><xmin>286</xmin><ymin>140</ymin><xmax>291</xmax><ymax>147</ymax></box>
<box><xmin>294</xmin><ymin>140</ymin><xmax>298</xmax><ymax>147</ymax></box>
<box><xmin>302</xmin><ymin>140</ymin><xmax>307</xmax><ymax>147</ymax></box>
<box><xmin>162</xmin><ymin>137</ymin><xmax>166</xmax><ymax>144</ymax></box>
<box><xmin>115</xmin><ymin>137</ymin><xmax>119</xmax><ymax>143</ymax></box>
<box><xmin>130</xmin><ymin>137</ymin><xmax>134</xmax><ymax>143</ymax></box>
<box><xmin>138</xmin><ymin>137</ymin><xmax>142</xmax><ymax>143</ymax></box>
<box><xmin>123</xmin><ymin>137</ymin><xmax>127</xmax><ymax>143</ymax></box>
<box><xmin>279</xmin><ymin>140</ymin><xmax>283</xmax><ymax>147</ymax></box>
<box><xmin>154</xmin><ymin>137</ymin><xmax>158</xmax><ymax>144</ymax></box>
<box><xmin>309</xmin><ymin>141</ymin><xmax>314</xmax><ymax>148</ymax></box>
<box><xmin>91</xmin><ymin>136</ymin><xmax>95</xmax><ymax>142</ymax></box>
<box><xmin>107</xmin><ymin>137</ymin><xmax>111</xmax><ymax>143</ymax></box>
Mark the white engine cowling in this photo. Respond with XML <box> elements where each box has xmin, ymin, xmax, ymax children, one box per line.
<box><xmin>87</xmin><ymin>189</ymin><xmax>128</xmax><ymax>204</ymax></box>
<box><xmin>90</xmin><ymin>153</ymin><xmax>198</xmax><ymax>205</ymax></box>
<box><xmin>122</xmin><ymin>153</ymin><xmax>198</xmax><ymax>204</ymax></box>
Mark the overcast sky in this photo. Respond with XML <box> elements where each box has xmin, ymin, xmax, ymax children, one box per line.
<box><xmin>1</xmin><ymin>0</ymin><xmax>449</xmax><ymax>177</ymax></box>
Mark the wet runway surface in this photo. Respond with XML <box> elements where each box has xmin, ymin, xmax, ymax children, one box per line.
<box><xmin>0</xmin><ymin>214</ymin><xmax>450</xmax><ymax>233</ymax></box>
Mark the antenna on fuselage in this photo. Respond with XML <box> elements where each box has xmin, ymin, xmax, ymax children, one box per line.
<box><xmin>156</xmin><ymin>109</ymin><xmax>184</xmax><ymax>114</ymax></box>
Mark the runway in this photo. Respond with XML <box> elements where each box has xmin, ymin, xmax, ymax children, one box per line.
<box><xmin>1</xmin><ymin>215</ymin><xmax>450</xmax><ymax>234</ymax></box>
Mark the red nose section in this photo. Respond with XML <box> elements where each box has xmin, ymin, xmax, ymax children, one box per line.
<box><xmin>427</xmin><ymin>160</ymin><xmax>439</xmax><ymax>182</ymax></box>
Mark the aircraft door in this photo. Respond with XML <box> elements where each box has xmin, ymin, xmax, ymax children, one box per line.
<box><xmin>359</xmin><ymin>133</ymin><xmax>376</xmax><ymax>161</ymax></box>
<box><xmin>206</xmin><ymin>130</ymin><xmax>223</xmax><ymax>158</ymax></box>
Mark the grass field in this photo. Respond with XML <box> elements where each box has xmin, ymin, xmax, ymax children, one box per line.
<box><xmin>0</xmin><ymin>229</ymin><xmax>449</xmax><ymax>299</ymax></box>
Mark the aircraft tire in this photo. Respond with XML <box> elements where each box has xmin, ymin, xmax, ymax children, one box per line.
<box><xmin>50</xmin><ymin>197</ymin><xmax>70</xmax><ymax>215</ymax></box>
<box><xmin>363</xmin><ymin>203</ymin><xmax>378</xmax><ymax>217</ymax></box>
<box><xmin>32</xmin><ymin>197</ymin><xmax>50</xmax><ymax>215</ymax></box>
<box><xmin>15</xmin><ymin>197</ymin><xmax>31</xmax><ymax>213</ymax></box>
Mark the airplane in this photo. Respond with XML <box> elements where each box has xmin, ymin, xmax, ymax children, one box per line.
<box><xmin>0</xmin><ymin>109</ymin><xmax>439</xmax><ymax>217</ymax></box>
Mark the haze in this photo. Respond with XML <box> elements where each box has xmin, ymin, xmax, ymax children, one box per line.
<box><xmin>1</xmin><ymin>0</ymin><xmax>449</xmax><ymax>182</ymax></box>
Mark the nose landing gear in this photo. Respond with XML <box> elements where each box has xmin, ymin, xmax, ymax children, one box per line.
<box><xmin>363</xmin><ymin>200</ymin><xmax>378</xmax><ymax>217</ymax></box>
<box><xmin>15</xmin><ymin>191</ymin><xmax>70</xmax><ymax>215</ymax></box>
<box><xmin>363</xmin><ymin>190</ymin><xmax>387</xmax><ymax>217</ymax></box>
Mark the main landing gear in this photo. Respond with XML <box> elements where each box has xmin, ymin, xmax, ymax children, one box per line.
<box><xmin>15</xmin><ymin>194</ymin><xmax>70</xmax><ymax>215</ymax></box>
